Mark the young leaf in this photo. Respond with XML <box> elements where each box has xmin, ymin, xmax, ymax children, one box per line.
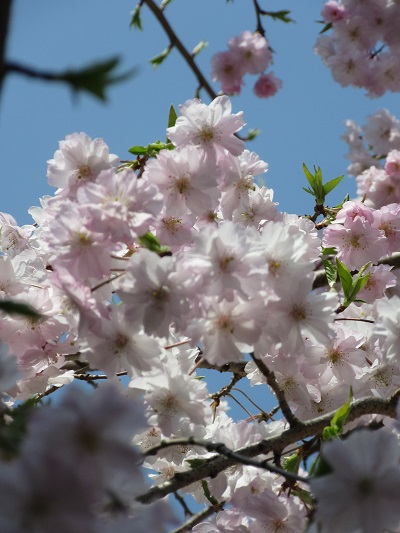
<box><xmin>128</xmin><ymin>145</ymin><xmax>148</xmax><ymax>155</ymax></box>
<box><xmin>139</xmin><ymin>232</ymin><xmax>169</xmax><ymax>255</ymax></box>
<box><xmin>302</xmin><ymin>186</ymin><xmax>315</xmax><ymax>196</ymax></box>
<box><xmin>345</xmin><ymin>263</ymin><xmax>370</xmax><ymax>304</ymax></box>
<box><xmin>322</xmin><ymin>387</ymin><xmax>353</xmax><ymax>440</ymax></box>
<box><xmin>61</xmin><ymin>57</ymin><xmax>135</xmax><ymax>101</ymax></box>
<box><xmin>319</xmin><ymin>22</ymin><xmax>332</xmax><ymax>34</ymax></box>
<box><xmin>192</xmin><ymin>41</ymin><xmax>208</xmax><ymax>56</ymax></box>
<box><xmin>150</xmin><ymin>46</ymin><xmax>172</xmax><ymax>69</ymax></box>
<box><xmin>336</xmin><ymin>258</ymin><xmax>353</xmax><ymax>299</ymax></box>
<box><xmin>130</xmin><ymin>4</ymin><xmax>142</xmax><ymax>30</ymax></box>
<box><xmin>323</xmin><ymin>174</ymin><xmax>344</xmax><ymax>196</ymax></box>
<box><xmin>167</xmin><ymin>104</ymin><xmax>178</xmax><ymax>129</ymax></box>
<box><xmin>264</xmin><ymin>10</ymin><xmax>294</xmax><ymax>23</ymax></box>
<box><xmin>322</xmin><ymin>259</ymin><xmax>337</xmax><ymax>288</ymax></box>
<box><xmin>302</xmin><ymin>163</ymin><xmax>315</xmax><ymax>189</ymax></box>
<box><xmin>201</xmin><ymin>480</ymin><xmax>221</xmax><ymax>508</ymax></box>
<box><xmin>283</xmin><ymin>452</ymin><xmax>301</xmax><ymax>473</ymax></box>
<box><xmin>321</xmin><ymin>247</ymin><xmax>337</xmax><ymax>256</ymax></box>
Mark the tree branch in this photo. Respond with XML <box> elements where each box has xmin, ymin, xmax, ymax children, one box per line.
<box><xmin>170</xmin><ymin>505</ymin><xmax>215</xmax><ymax>533</ymax></box>
<box><xmin>250</xmin><ymin>353</ymin><xmax>303</xmax><ymax>429</ymax></box>
<box><xmin>142</xmin><ymin>0</ymin><xmax>217</xmax><ymax>100</ymax></box>
<box><xmin>0</xmin><ymin>0</ymin><xmax>12</xmax><ymax>103</ymax></box>
<box><xmin>144</xmin><ymin>437</ymin><xmax>308</xmax><ymax>483</ymax></box>
<box><xmin>136</xmin><ymin>389</ymin><xmax>400</xmax><ymax>504</ymax></box>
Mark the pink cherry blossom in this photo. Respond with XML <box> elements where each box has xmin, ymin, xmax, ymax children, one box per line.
<box><xmin>253</xmin><ymin>72</ymin><xmax>282</xmax><ymax>99</ymax></box>
<box><xmin>310</xmin><ymin>429</ymin><xmax>400</xmax><ymax>533</ymax></box>
<box><xmin>167</xmin><ymin>96</ymin><xmax>245</xmax><ymax>157</ymax></box>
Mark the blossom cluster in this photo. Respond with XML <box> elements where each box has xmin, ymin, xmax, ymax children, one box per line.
<box><xmin>211</xmin><ymin>31</ymin><xmax>282</xmax><ymax>98</ymax></box>
<box><xmin>1</xmin><ymin>95</ymin><xmax>400</xmax><ymax>530</ymax></box>
<box><xmin>342</xmin><ymin>108</ymin><xmax>400</xmax><ymax>208</ymax></box>
<box><xmin>315</xmin><ymin>0</ymin><xmax>400</xmax><ymax>97</ymax></box>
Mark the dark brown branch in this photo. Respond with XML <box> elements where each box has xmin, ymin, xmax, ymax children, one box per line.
<box><xmin>250</xmin><ymin>353</ymin><xmax>303</xmax><ymax>429</ymax></box>
<box><xmin>0</xmin><ymin>0</ymin><xmax>12</xmax><ymax>102</ymax></box>
<box><xmin>144</xmin><ymin>437</ymin><xmax>308</xmax><ymax>483</ymax></box>
<box><xmin>198</xmin><ymin>359</ymin><xmax>247</xmax><ymax>377</ymax></box>
<box><xmin>173</xmin><ymin>491</ymin><xmax>193</xmax><ymax>518</ymax></box>
<box><xmin>170</xmin><ymin>505</ymin><xmax>215</xmax><ymax>533</ymax></box>
<box><xmin>142</xmin><ymin>0</ymin><xmax>217</xmax><ymax>100</ymax></box>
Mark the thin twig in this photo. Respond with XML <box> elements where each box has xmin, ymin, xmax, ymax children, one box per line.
<box><xmin>250</xmin><ymin>353</ymin><xmax>303</xmax><ymax>429</ymax></box>
<box><xmin>173</xmin><ymin>491</ymin><xmax>193</xmax><ymax>518</ymax></box>
<box><xmin>144</xmin><ymin>437</ymin><xmax>308</xmax><ymax>483</ymax></box>
<box><xmin>227</xmin><ymin>392</ymin><xmax>257</xmax><ymax>422</ymax></box>
<box><xmin>231</xmin><ymin>387</ymin><xmax>269</xmax><ymax>415</ymax></box>
<box><xmin>142</xmin><ymin>0</ymin><xmax>217</xmax><ymax>100</ymax></box>
<box><xmin>169</xmin><ymin>505</ymin><xmax>215</xmax><ymax>533</ymax></box>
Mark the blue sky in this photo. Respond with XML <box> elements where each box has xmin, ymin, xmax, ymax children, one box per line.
<box><xmin>3</xmin><ymin>0</ymin><xmax>400</xmax><ymax>226</ymax></box>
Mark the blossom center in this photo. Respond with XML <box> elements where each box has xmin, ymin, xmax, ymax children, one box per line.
<box><xmin>357</xmin><ymin>477</ymin><xmax>374</xmax><ymax>499</ymax></box>
<box><xmin>215</xmin><ymin>314</ymin><xmax>235</xmax><ymax>333</ymax></box>
<box><xmin>291</xmin><ymin>304</ymin><xmax>307</xmax><ymax>322</ymax></box>
<box><xmin>163</xmin><ymin>217</ymin><xmax>182</xmax><ymax>234</ymax></box>
<box><xmin>175</xmin><ymin>176</ymin><xmax>191</xmax><ymax>195</ymax></box>
<box><xmin>199</xmin><ymin>126</ymin><xmax>215</xmax><ymax>142</ymax></box>
<box><xmin>218</xmin><ymin>255</ymin><xmax>235</xmax><ymax>273</ymax></box>
<box><xmin>77</xmin><ymin>164</ymin><xmax>92</xmax><ymax>180</ymax></box>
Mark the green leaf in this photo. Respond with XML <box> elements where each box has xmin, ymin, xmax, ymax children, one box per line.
<box><xmin>128</xmin><ymin>141</ymin><xmax>173</xmax><ymax>157</ymax></box>
<box><xmin>322</xmin><ymin>387</ymin><xmax>353</xmax><ymax>441</ymax></box>
<box><xmin>321</xmin><ymin>247</ymin><xmax>337</xmax><ymax>256</ymax></box>
<box><xmin>323</xmin><ymin>174</ymin><xmax>344</xmax><ymax>196</ymax></box>
<box><xmin>128</xmin><ymin>145</ymin><xmax>147</xmax><ymax>155</ymax></box>
<box><xmin>346</xmin><ymin>263</ymin><xmax>370</xmax><ymax>304</ymax></box>
<box><xmin>0</xmin><ymin>300</ymin><xmax>42</xmax><ymax>319</ymax></box>
<box><xmin>139</xmin><ymin>232</ymin><xmax>169</xmax><ymax>255</ymax></box>
<box><xmin>283</xmin><ymin>452</ymin><xmax>301</xmax><ymax>473</ymax></box>
<box><xmin>245</xmin><ymin>128</ymin><xmax>260</xmax><ymax>141</ymax></box>
<box><xmin>130</xmin><ymin>4</ymin><xmax>142</xmax><ymax>30</ymax></box>
<box><xmin>150</xmin><ymin>47</ymin><xmax>172</xmax><ymax>69</ymax></box>
<box><xmin>264</xmin><ymin>10</ymin><xmax>294</xmax><ymax>23</ymax></box>
<box><xmin>61</xmin><ymin>57</ymin><xmax>136</xmax><ymax>101</ymax></box>
<box><xmin>319</xmin><ymin>22</ymin><xmax>332</xmax><ymax>34</ymax></box>
<box><xmin>336</xmin><ymin>258</ymin><xmax>353</xmax><ymax>299</ymax></box>
<box><xmin>186</xmin><ymin>458</ymin><xmax>207</xmax><ymax>468</ymax></box>
<box><xmin>322</xmin><ymin>259</ymin><xmax>337</xmax><ymax>288</ymax></box>
<box><xmin>192</xmin><ymin>41</ymin><xmax>208</xmax><ymax>56</ymax></box>
<box><xmin>302</xmin><ymin>163</ymin><xmax>315</xmax><ymax>189</ymax></box>
<box><xmin>291</xmin><ymin>487</ymin><xmax>315</xmax><ymax>507</ymax></box>
<box><xmin>167</xmin><ymin>105</ymin><xmax>178</xmax><ymax>129</ymax></box>
<box><xmin>201</xmin><ymin>480</ymin><xmax>221</xmax><ymax>507</ymax></box>
<box><xmin>302</xmin><ymin>187</ymin><xmax>315</xmax><ymax>196</ymax></box>
<box><xmin>332</xmin><ymin>194</ymin><xmax>350</xmax><ymax>211</ymax></box>
<box><xmin>161</xmin><ymin>0</ymin><xmax>173</xmax><ymax>7</ymax></box>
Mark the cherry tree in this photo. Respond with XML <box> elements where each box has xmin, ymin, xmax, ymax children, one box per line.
<box><xmin>1</xmin><ymin>1</ymin><xmax>400</xmax><ymax>532</ymax></box>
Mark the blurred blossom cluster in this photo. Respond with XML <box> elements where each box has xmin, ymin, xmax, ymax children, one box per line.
<box><xmin>211</xmin><ymin>31</ymin><xmax>282</xmax><ymax>98</ymax></box>
<box><xmin>315</xmin><ymin>0</ymin><xmax>400</xmax><ymax>97</ymax></box>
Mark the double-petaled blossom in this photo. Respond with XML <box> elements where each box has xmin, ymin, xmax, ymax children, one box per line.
<box><xmin>143</xmin><ymin>145</ymin><xmax>219</xmax><ymax>217</ymax></box>
<box><xmin>167</xmin><ymin>96</ymin><xmax>245</xmax><ymax>158</ymax></box>
<box><xmin>47</xmin><ymin>132</ymin><xmax>119</xmax><ymax>195</ymax></box>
